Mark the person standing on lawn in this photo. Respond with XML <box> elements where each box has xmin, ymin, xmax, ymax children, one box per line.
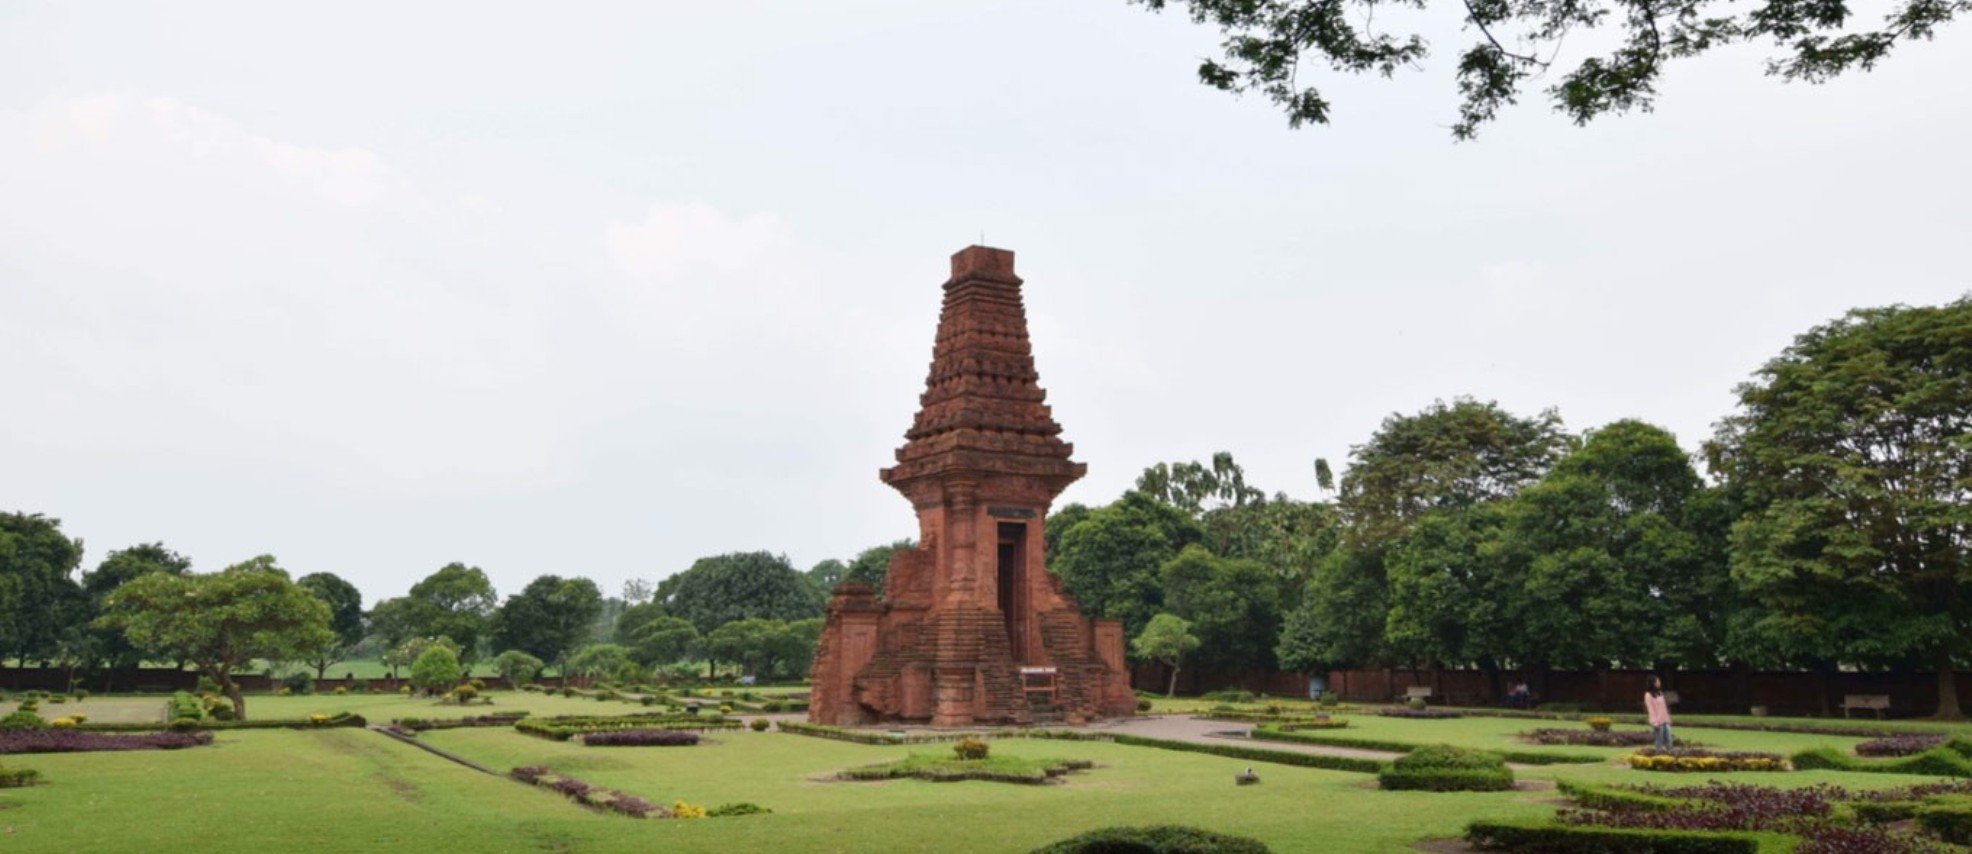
<box><xmin>1645</xmin><ymin>676</ymin><xmax>1674</xmax><ymax>750</ymax></box>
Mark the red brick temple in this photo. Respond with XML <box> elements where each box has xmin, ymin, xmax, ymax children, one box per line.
<box><xmin>808</xmin><ymin>246</ymin><xmax>1137</xmax><ymax>727</ymax></box>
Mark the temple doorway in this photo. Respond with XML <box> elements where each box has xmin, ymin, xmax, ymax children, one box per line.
<box><xmin>997</xmin><ymin>522</ymin><xmax>1029</xmax><ymax>662</ymax></box>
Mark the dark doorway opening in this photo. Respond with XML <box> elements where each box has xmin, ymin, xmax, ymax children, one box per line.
<box><xmin>997</xmin><ymin>522</ymin><xmax>1028</xmax><ymax>662</ymax></box>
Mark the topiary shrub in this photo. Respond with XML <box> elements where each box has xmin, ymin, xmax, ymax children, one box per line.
<box><xmin>1586</xmin><ymin>716</ymin><xmax>1614</xmax><ymax>732</ymax></box>
<box><xmin>1031</xmin><ymin>824</ymin><xmax>1271</xmax><ymax>853</ymax></box>
<box><xmin>73</xmin><ymin>689</ymin><xmax>89</xmax><ymax>700</ymax></box>
<box><xmin>1406</xmin><ymin>696</ymin><xmax>1429</xmax><ymax>711</ymax></box>
<box><xmin>333</xmin><ymin>686</ymin><xmax>349</xmax><ymax>696</ymax></box>
<box><xmin>1</xmin><ymin>711</ymin><xmax>49</xmax><ymax>733</ymax></box>
<box><xmin>750</xmin><ymin>718</ymin><xmax>770</xmax><ymax>732</ymax></box>
<box><xmin>707</xmin><ymin>802</ymin><xmax>770</xmax><ymax>817</ymax></box>
<box><xmin>954</xmin><ymin>737</ymin><xmax>990</xmax><ymax>761</ymax></box>
<box><xmin>1379</xmin><ymin>745</ymin><xmax>1514</xmax><ymax>792</ymax></box>
<box><xmin>399</xmin><ymin>685</ymin><xmax>413</xmax><ymax>696</ymax></box>
<box><xmin>1137</xmin><ymin>698</ymin><xmax>1154</xmax><ymax>712</ymax></box>
<box><xmin>672</xmin><ymin>800</ymin><xmax>707</xmax><ymax>819</ymax></box>
<box><xmin>49</xmin><ymin>717</ymin><xmax>77</xmax><ymax>729</ymax></box>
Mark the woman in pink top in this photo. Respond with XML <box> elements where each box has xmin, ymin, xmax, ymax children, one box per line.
<box><xmin>1645</xmin><ymin>676</ymin><xmax>1674</xmax><ymax>750</ymax></box>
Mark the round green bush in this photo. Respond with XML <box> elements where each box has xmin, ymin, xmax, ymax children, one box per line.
<box><xmin>1031</xmin><ymin>824</ymin><xmax>1271</xmax><ymax>853</ymax></box>
<box><xmin>0</xmin><ymin>711</ymin><xmax>48</xmax><ymax>732</ymax></box>
<box><xmin>750</xmin><ymin>718</ymin><xmax>770</xmax><ymax>732</ymax></box>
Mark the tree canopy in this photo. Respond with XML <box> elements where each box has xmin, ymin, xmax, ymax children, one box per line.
<box><xmin>1709</xmin><ymin>297</ymin><xmax>1972</xmax><ymax>715</ymax></box>
<box><xmin>100</xmin><ymin>556</ymin><xmax>333</xmax><ymax>719</ymax></box>
<box><xmin>1132</xmin><ymin>0</ymin><xmax>1966</xmax><ymax>138</ymax></box>
<box><xmin>655</xmin><ymin>552</ymin><xmax>824</xmax><ymax>634</ymax></box>
<box><xmin>491</xmin><ymin>575</ymin><xmax>604</xmax><ymax>667</ymax></box>
<box><xmin>297</xmin><ymin>572</ymin><xmax>365</xmax><ymax>678</ymax></box>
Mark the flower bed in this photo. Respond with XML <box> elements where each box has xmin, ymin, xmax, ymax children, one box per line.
<box><xmin>390</xmin><ymin>712</ymin><xmax>528</xmax><ymax>735</ymax></box>
<box><xmin>773</xmin><ymin>721</ymin><xmax>1103</xmax><ymax>745</ymax></box>
<box><xmin>1621</xmin><ymin>748</ymin><xmax>1789</xmax><ymax>773</ymax></box>
<box><xmin>515</xmin><ymin>713</ymin><xmax>738</xmax><ymax>741</ymax></box>
<box><xmin>0</xmin><ymin>729</ymin><xmax>215</xmax><ymax>755</ymax></box>
<box><xmin>1855</xmin><ymin>734</ymin><xmax>1951</xmax><ymax>757</ymax></box>
<box><xmin>1527</xmin><ymin>778</ymin><xmax>1948</xmax><ymax>852</ymax></box>
<box><xmin>1522</xmin><ymin>727</ymin><xmax>1663</xmax><ymax>747</ymax></box>
<box><xmin>1377</xmin><ymin>706</ymin><xmax>1462</xmax><ymax>719</ymax></box>
<box><xmin>510</xmin><ymin>766</ymin><xmax>665</xmax><ymax>818</ymax></box>
<box><xmin>838</xmin><ymin>753</ymin><xmax>1093</xmax><ymax>785</ymax></box>
<box><xmin>580</xmin><ymin>729</ymin><xmax>701</xmax><ymax>747</ymax></box>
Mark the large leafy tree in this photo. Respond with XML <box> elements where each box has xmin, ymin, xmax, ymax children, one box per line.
<box><xmin>82</xmin><ymin>543</ymin><xmax>192</xmax><ymax>678</ymax></box>
<box><xmin>100</xmin><ymin>556</ymin><xmax>333</xmax><ymax>720</ymax></box>
<box><xmin>365</xmin><ymin>596</ymin><xmax>424</xmax><ymax>677</ymax></box>
<box><xmin>655</xmin><ymin>552</ymin><xmax>825</xmax><ymax>635</ymax></box>
<box><xmin>1708</xmin><ymin>298</ymin><xmax>1972</xmax><ymax>717</ymax></box>
<box><xmin>1160</xmin><ymin>546</ymin><xmax>1282</xmax><ymax>673</ymax></box>
<box><xmin>491</xmin><ymin>575</ymin><xmax>605</xmax><ymax>668</ymax></box>
<box><xmin>1280</xmin><ymin>399</ymin><xmax>1571</xmax><ymax>671</ymax></box>
<box><xmin>1132</xmin><ymin>0</ymin><xmax>1964</xmax><ymax>138</ymax></box>
<box><xmin>1338</xmin><ymin>398</ymin><xmax>1573</xmax><ymax>545</ymax></box>
<box><xmin>0</xmin><ymin>512</ymin><xmax>87</xmax><ymax>666</ymax></box>
<box><xmin>403</xmin><ymin>563</ymin><xmax>498</xmax><ymax>662</ymax></box>
<box><xmin>1498</xmin><ymin>420</ymin><xmax>1729</xmax><ymax>669</ymax></box>
<box><xmin>625</xmin><ymin>615</ymin><xmax>701</xmax><ymax>667</ymax></box>
<box><xmin>1382</xmin><ymin>503</ymin><xmax>1513</xmax><ymax>670</ymax></box>
<box><xmin>1048</xmin><ymin>491</ymin><xmax>1203</xmax><ymax>638</ymax></box>
<box><xmin>297</xmin><ymin>572</ymin><xmax>365</xmax><ymax>678</ymax></box>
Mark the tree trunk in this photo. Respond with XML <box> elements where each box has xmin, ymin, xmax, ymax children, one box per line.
<box><xmin>1938</xmin><ymin>652</ymin><xmax>1964</xmax><ymax>719</ymax></box>
<box><xmin>1167</xmin><ymin>662</ymin><xmax>1180</xmax><ymax>697</ymax></box>
<box><xmin>218</xmin><ymin>672</ymin><xmax>247</xmax><ymax>721</ymax></box>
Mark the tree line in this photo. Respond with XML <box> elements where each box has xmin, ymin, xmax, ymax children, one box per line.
<box><xmin>1</xmin><ymin>296</ymin><xmax>1964</xmax><ymax>715</ymax></box>
<box><xmin>1052</xmin><ymin>297</ymin><xmax>1970</xmax><ymax>715</ymax></box>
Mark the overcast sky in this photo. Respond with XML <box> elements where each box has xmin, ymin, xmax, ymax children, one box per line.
<box><xmin>2</xmin><ymin>2</ymin><xmax>1966</xmax><ymax>604</ymax></box>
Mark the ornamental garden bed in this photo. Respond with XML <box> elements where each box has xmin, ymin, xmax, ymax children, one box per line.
<box><xmin>1031</xmin><ymin>825</ymin><xmax>1270</xmax><ymax>853</ymax></box>
<box><xmin>835</xmin><ymin>740</ymin><xmax>1093</xmax><ymax>785</ymax></box>
<box><xmin>0</xmin><ymin>729</ymin><xmax>215</xmax><ymax>755</ymax></box>
<box><xmin>1480</xmin><ymin>778</ymin><xmax>1972</xmax><ymax>851</ymax></box>
<box><xmin>1378</xmin><ymin>706</ymin><xmax>1462</xmax><ymax>719</ymax></box>
<box><xmin>509</xmin><ymin>765</ymin><xmax>766</xmax><ymax>819</ymax></box>
<box><xmin>389</xmin><ymin>712</ymin><xmax>528</xmax><ymax>735</ymax></box>
<box><xmin>1855</xmin><ymin>734</ymin><xmax>1952</xmax><ymax>757</ymax></box>
<box><xmin>515</xmin><ymin>713</ymin><xmax>739</xmax><ymax>741</ymax></box>
<box><xmin>580</xmin><ymin>729</ymin><xmax>701</xmax><ymax>747</ymax></box>
<box><xmin>1791</xmin><ymin>745</ymin><xmax>1972</xmax><ymax>777</ymax></box>
<box><xmin>1519</xmin><ymin>727</ymin><xmax>1704</xmax><ymax>748</ymax></box>
<box><xmin>1620</xmin><ymin>748</ymin><xmax>1790</xmax><ymax>773</ymax></box>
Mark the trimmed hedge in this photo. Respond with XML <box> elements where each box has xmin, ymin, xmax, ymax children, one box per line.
<box><xmin>0</xmin><ymin>766</ymin><xmax>40</xmax><ymax>787</ymax></box>
<box><xmin>1109</xmin><ymin>733</ymin><xmax>1385</xmax><ymax>773</ymax></box>
<box><xmin>1916</xmin><ymin>802</ymin><xmax>1972</xmax><ymax>845</ymax></box>
<box><xmin>1032</xmin><ymin>824</ymin><xmax>1271</xmax><ymax>853</ymax></box>
<box><xmin>1791</xmin><ymin>746</ymin><xmax>1972</xmax><ymax>777</ymax></box>
<box><xmin>1554</xmin><ymin>780</ymin><xmax>1689</xmax><ymax>814</ymax></box>
<box><xmin>80</xmin><ymin>712</ymin><xmax>368</xmax><ymax>733</ymax></box>
<box><xmin>1378</xmin><ymin>745</ymin><xmax>1513</xmax><ymax>792</ymax></box>
<box><xmin>1465</xmin><ymin>820</ymin><xmax>1789</xmax><ymax>852</ymax></box>
<box><xmin>774</xmin><ymin>721</ymin><xmax>1106</xmax><ymax>745</ymax></box>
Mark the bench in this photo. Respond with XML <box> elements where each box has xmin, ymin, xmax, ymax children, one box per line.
<box><xmin>1405</xmin><ymin>686</ymin><xmax>1434</xmax><ymax>701</ymax></box>
<box><xmin>1842</xmin><ymin>694</ymin><xmax>1891</xmax><ymax>718</ymax></box>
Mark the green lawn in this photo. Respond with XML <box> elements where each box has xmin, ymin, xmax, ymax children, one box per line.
<box><xmin>3</xmin><ymin>692</ymin><xmax>1968</xmax><ymax>852</ymax></box>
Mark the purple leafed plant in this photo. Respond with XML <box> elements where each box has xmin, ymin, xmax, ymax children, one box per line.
<box><xmin>550</xmin><ymin>777</ymin><xmax>593</xmax><ymax>798</ymax></box>
<box><xmin>1854</xmin><ymin>735</ymin><xmax>1948</xmax><ymax>757</ymax></box>
<box><xmin>1376</xmin><ymin>707</ymin><xmax>1462</xmax><ymax>719</ymax></box>
<box><xmin>581</xmin><ymin>729</ymin><xmax>702</xmax><ymax>747</ymax></box>
<box><xmin>510</xmin><ymin>765</ymin><xmax>551</xmax><ymax>784</ymax></box>
<box><xmin>0</xmin><ymin>730</ymin><xmax>214</xmax><ymax>754</ymax></box>
<box><xmin>1524</xmin><ymin>728</ymin><xmax>1657</xmax><ymax>747</ymax></box>
<box><xmin>1795</xmin><ymin>825</ymin><xmax>1940</xmax><ymax>853</ymax></box>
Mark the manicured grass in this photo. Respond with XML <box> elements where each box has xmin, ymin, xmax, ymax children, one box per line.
<box><xmin>0</xmin><ymin>697</ymin><xmax>169</xmax><ymax>724</ymax></box>
<box><xmin>6</xmin><ymin>696</ymin><xmax>1971</xmax><ymax>853</ymax></box>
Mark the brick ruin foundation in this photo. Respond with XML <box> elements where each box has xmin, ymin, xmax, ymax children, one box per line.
<box><xmin>807</xmin><ymin>245</ymin><xmax>1137</xmax><ymax>727</ymax></box>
